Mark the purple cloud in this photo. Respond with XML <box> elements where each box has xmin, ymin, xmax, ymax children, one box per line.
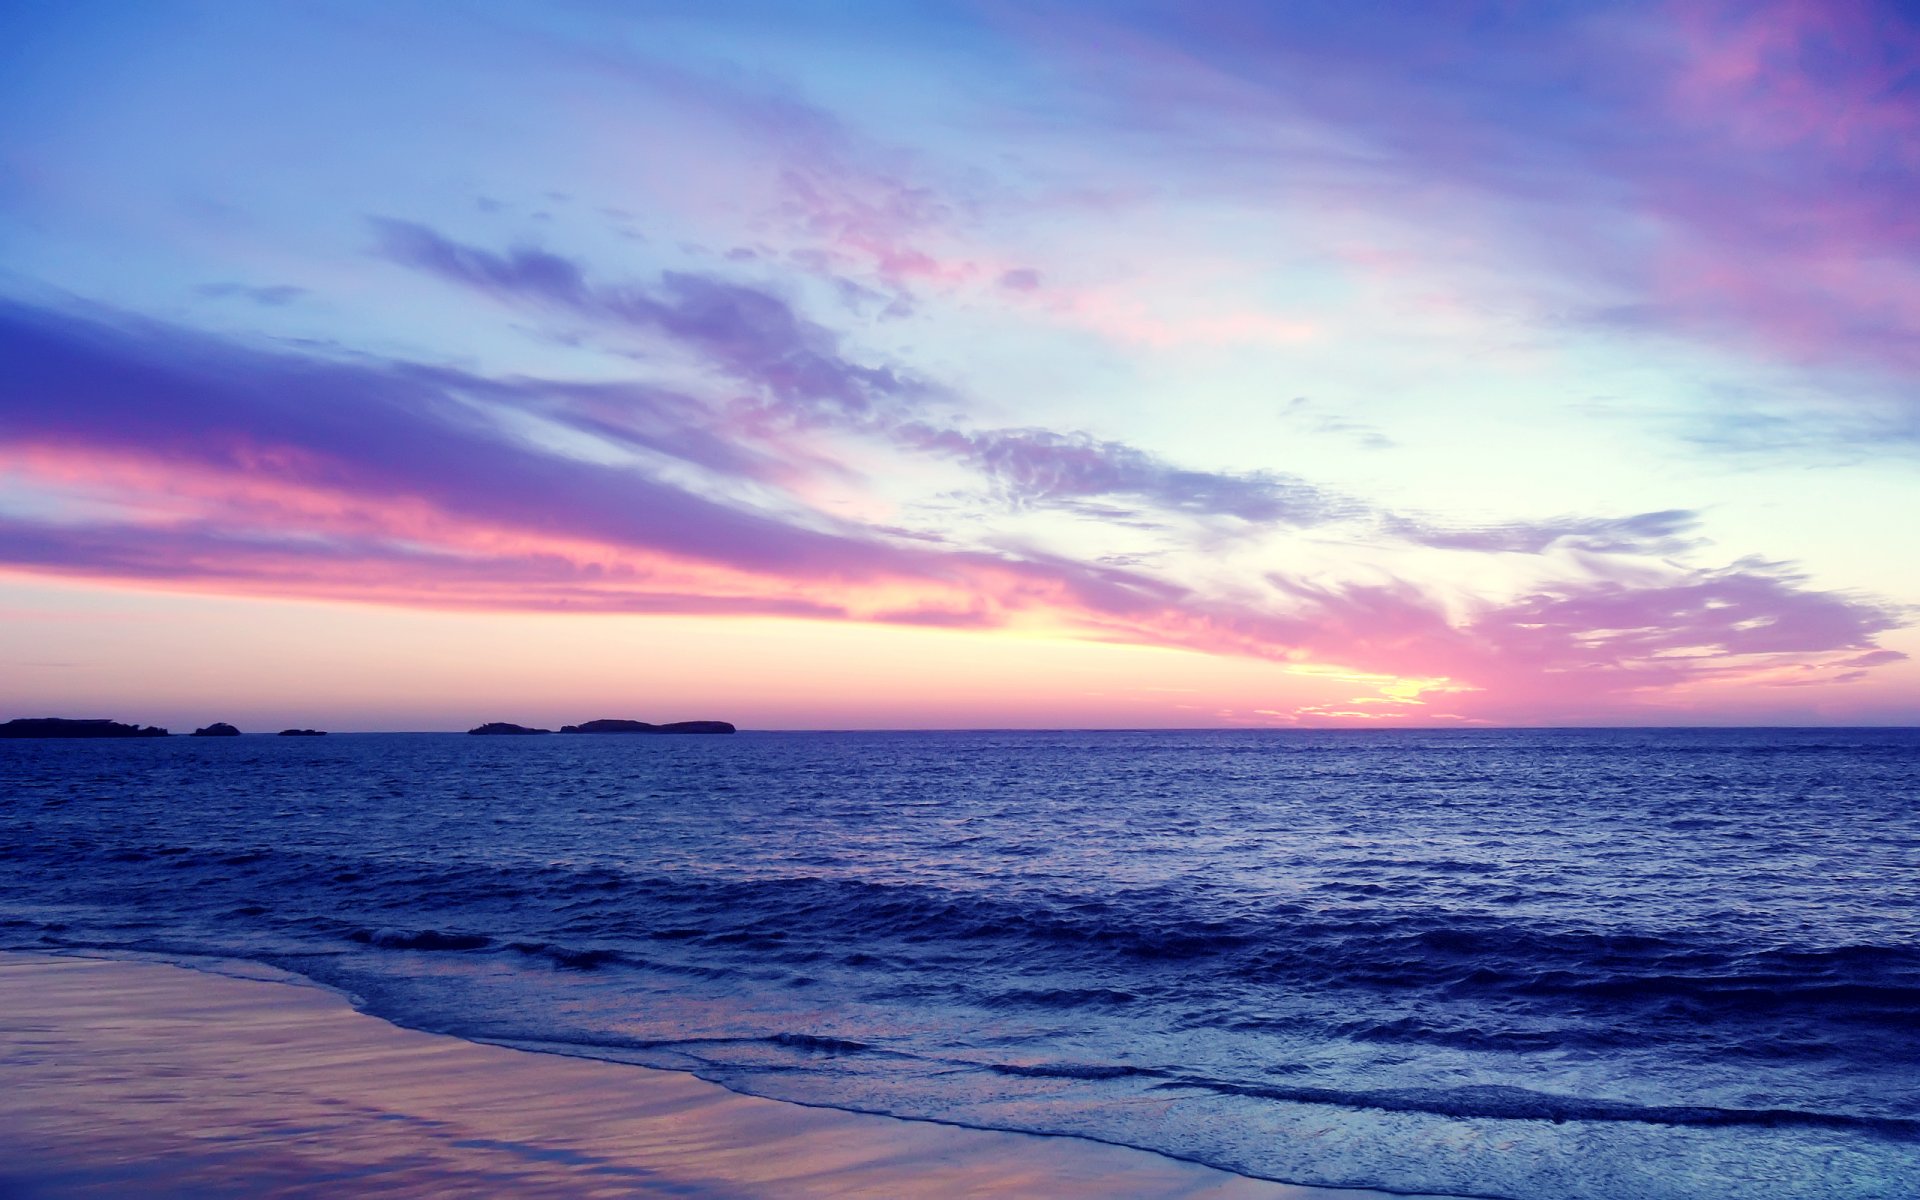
<box><xmin>1021</xmin><ymin>1</ymin><xmax>1920</xmax><ymax>406</ymax></box>
<box><xmin>0</xmin><ymin>300</ymin><xmax>870</xmax><ymax>578</ymax></box>
<box><xmin>894</xmin><ymin>423</ymin><xmax>1357</xmax><ymax>526</ymax></box>
<box><xmin>0</xmin><ymin>297</ymin><xmax>1904</xmax><ymax>713</ymax></box>
<box><xmin>1456</xmin><ymin>562</ymin><xmax>1912</xmax><ymax>704</ymax></box>
<box><xmin>382</xmin><ymin>225</ymin><xmax>1681</xmax><ymax>543</ymax></box>
<box><xmin>374</xmin><ymin>219</ymin><xmax>923</xmax><ymax>420</ymax></box>
<box><xmin>898</xmin><ymin>421</ymin><xmax>1705</xmax><ymax>559</ymax></box>
<box><xmin>1383</xmin><ymin>510</ymin><xmax>1702</xmax><ymax>556</ymax></box>
<box><xmin>0</xmin><ymin>298</ymin><xmax>1195</xmax><ymax>622</ymax></box>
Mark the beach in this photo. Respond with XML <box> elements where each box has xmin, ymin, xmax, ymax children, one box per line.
<box><xmin>0</xmin><ymin>952</ymin><xmax>1431</xmax><ymax>1199</ymax></box>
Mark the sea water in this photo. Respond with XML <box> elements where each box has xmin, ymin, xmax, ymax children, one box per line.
<box><xmin>1</xmin><ymin>728</ymin><xmax>1915</xmax><ymax>1199</ymax></box>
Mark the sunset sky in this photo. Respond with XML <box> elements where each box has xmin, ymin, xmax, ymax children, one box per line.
<box><xmin>2</xmin><ymin>0</ymin><xmax>1917</xmax><ymax>730</ymax></box>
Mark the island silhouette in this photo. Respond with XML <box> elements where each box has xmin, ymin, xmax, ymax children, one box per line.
<box><xmin>0</xmin><ymin>718</ymin><xmax>168</xmax><ymax>739</ymax></box>
<box><xmin>0</xmin><ymin>716</ymin><xmax>734</xmax><ymax>738</ymax></box>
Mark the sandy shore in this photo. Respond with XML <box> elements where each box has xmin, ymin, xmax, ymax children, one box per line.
<box><xmin>0</xmin><ymin>952</ymin><xmax>1443</xmax><ymax>1199</ymax></box>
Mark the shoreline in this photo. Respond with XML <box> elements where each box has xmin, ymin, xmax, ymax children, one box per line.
<box><xmin>0</xmin><ymin>950</ymin><xmax>1458</xmax><ymax>1199</ymax></box>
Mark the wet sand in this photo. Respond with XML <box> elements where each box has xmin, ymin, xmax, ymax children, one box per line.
<box><xmin>0</xmin><ymin>952</ymin><xmax>1442</xmax><ymax>1199</ymax></box>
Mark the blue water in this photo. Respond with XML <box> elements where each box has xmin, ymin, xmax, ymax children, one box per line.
<box><xmin>1</xmin><ymin>728</ymin><xmax>1916</xmax><ymax>1198</ymax></box>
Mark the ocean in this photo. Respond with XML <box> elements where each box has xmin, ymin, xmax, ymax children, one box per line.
<box><xmin>1</xmin><ymin>728</ymin><xmax>1915</xmax><ymax>1199</ymax></box>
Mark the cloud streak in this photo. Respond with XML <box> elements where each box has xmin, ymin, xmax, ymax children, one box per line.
<box><xmin>379</xmin><ymin>225</ymin><xmax>1709</xmax><ymax>557</ymax></box>
<box><xmin>1383</xmin><ymin>510</ymin><xmax>1702</xmax><ymax>557</ymax></box>
<box><xmin>374</xmin><ymin>219</ymin><xmax>924</xmax><ymax>421</ymax></box>
<box><xmin>892</xmin><ymin>423</ymin><xmax>1356</xmax><ymax>526</ymax></box>
<box><xmin>0</xmin><ymin>297</ymin><xmax>1902</xmax><ymax>717</ymax></box>
<box><xmin>0</xmin><ymin>298</ymin><xmax>1195</xmax><ymax>628</ymax></box>
<box><xmin>1019</xmin><ymin>0</ymin><xmax>1920</xmax><ymax>399</ymax></box>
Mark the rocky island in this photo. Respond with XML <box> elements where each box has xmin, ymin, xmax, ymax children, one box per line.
<box><xmin>467</xmin><ymin>722</ymin><xmax>552</xmax><ymax>735</ymax></box>
<box><xmin>0</xmin><ymin>718</ymin><xmax>169</xmax><ymax>739</ymax></box>
<box><xmin>559</xmin><ymin>719</ymin><xmax>736</xmax><ymax>735</ymax></box>
<box><xmin>277</xmin><ymin>729</ymin><xmax>327</xmax><ymax>737</ymax></box>
<box><xmin>191</xmin><ymin>723</ymin><xmax>241</xmax><ymax>737</ymax></box>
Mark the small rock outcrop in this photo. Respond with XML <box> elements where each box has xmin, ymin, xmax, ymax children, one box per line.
<box><xmin>191</xmin><ymin>723</ymin><xmax>241</xmax><ymax>737</ymax></box>
<box><xmin>468</xmin><ymin>722</ymin><xmax>552</xmax><ymax>736</ymax></box>
<box><xmin>277</xmin><ymin>728</ymin><xmax>327</xmax><ymax>737</ymax></box>
<box><xmin>0</xmin><ymin>718</ymin><xmax>168</xmax><ymax>739</ymax></box>
<box><xmin>559</xmin><ymin>719</ymin><xmax>735</xmax><ymax>735</ymax></box>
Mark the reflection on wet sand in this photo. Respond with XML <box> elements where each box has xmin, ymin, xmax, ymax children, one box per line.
<box><xmin>0</xmin><ymin>953</ymin><xmax>1418</xmax><ymax>1199</ymax></box>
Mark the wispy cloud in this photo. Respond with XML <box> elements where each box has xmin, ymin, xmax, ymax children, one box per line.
<box><xmin>1382</xmin><ymin>510</ymin><xmax>1702</xmax><ymax>557</ymax></box>
<box><xmin>374</xmin><ymin>219</ymin><xmax>926</xmax><ymax>421</ymax></box>
<box><xmin>194</xmin><ymin>283</ymin><xmax>308</xmax><ymax>307</ymax></box>
<box><xmin>892</xmin><ymin>423</ymin><xmax>1357</xmax><ymax>526</ymax></box>
<box><xmin>1</xmin><ymin>297</ymin><xmax>1902</xmax><ymax>716</ymax></box>
<box><xmin>377</xmin><ymin>225</ymin><xmax>1708</xmax><ymax>558</ymax></box>
<box><xmin>1014</xmin><ymin>1</ymin><xmax>1920</xmax><ymax>406</ymax></box>
<box><xmin>0</xmin><ymin>298</ymin><xmax>1184</xmax><ymax>626</ymax></box>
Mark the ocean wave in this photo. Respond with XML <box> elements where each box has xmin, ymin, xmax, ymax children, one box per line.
<box><xmin>347</xmin><ymin>927</ymin><xmax>493</xmax><ymax>951</ymax></box>
<box><xmin>984</xmin><ymin>1060</ymin><xmax>1162</xmax><ymax>1081</ymax></box>
<box><xmin>39</xmin><ymin>842</ymin><xmax>1920</xmax><ymax>1046</ymax></box>
<box><xmin>1151</xmin><ymin>1077</ymin><xmax>1920</xmax><ymax>1140</ymax></box>
<box><xmin>508</xmin><ymin>941</ymin><xmax>627</xmax><ymax>970</ymax></box>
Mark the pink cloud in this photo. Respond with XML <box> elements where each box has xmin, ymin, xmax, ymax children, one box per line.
<box><xmin>0</xmin><ymin>297</ymin><xmax>1905</xmax><ymax>721</ymax></box>
<box><xmin>999</xmin><ymin>2</ymin><xmax>1920</xmax><ymax>386</ymax></box>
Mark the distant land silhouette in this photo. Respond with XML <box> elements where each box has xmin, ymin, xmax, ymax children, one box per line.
<box><xmin>560</xmin><ymin>719</ymin><xmax>736</xmax><ymax>735</ymax></box>
<box><xmin>0</xmin><ymin>717</ymin><xmax>734</xmax><ymax>738</ymax></box>
<box><xmin>0</xmin><ymin>718</ymin><xmax>168</xmax><ymax>739</ymax></box>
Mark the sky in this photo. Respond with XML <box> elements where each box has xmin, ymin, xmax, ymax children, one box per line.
<box><xmin>1</xmin><ymin>0</ymin><xmax>1917</xmax><ymax>730</ymax></box>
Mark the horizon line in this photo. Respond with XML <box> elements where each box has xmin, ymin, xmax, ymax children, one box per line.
<box><xmin>6</xmin><ymin>721</ymin><xmax>1919</xmax><ymax>735</ymax></box>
